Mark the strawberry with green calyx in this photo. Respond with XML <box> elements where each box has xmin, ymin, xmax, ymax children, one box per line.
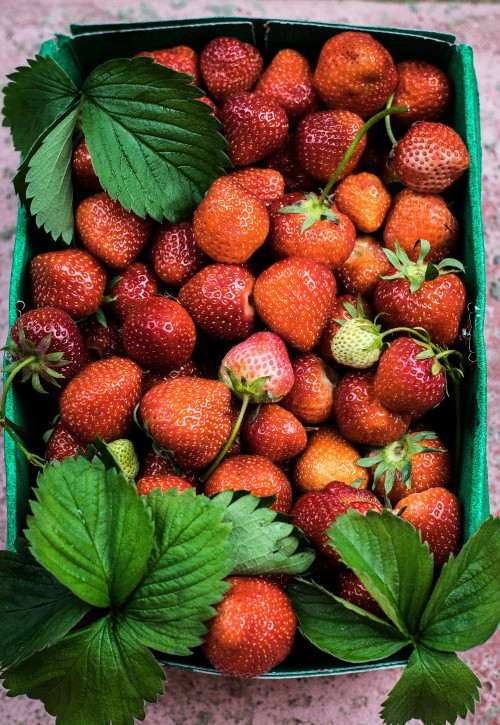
<box><xmin>315</xmin><ymin>293</ymin><xmax>373</xmax><ymax>365</ymax></box>
<box><xmin>330</xmin><ymin>297</ymin><xmax>384</xmax><ymax>369</ymax></box>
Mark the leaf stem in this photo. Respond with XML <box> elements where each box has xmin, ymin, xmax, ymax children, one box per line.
<box><xmin>199</xmin><ymin>395</ymin><xmax>250</xmax><ymax>483</ymax></box>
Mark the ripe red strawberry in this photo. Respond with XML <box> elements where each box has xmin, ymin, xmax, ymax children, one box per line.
<box><xmin>202</xmin><ymin>576</ymin><xmax>296</xmax><ymax>677</ymax></box>
<box><xmin>392</xmin><ymin>60</ymin><xmax>452</xmax><ymax>127</ymax></box>
<box><xmin>141</xmin><ymin>360</ymin><xmax>203</xmax><ymax>394</ymax></box>
<box><xmin>295</xmin><ymin>110</ymin><xmax>366</xmax><ymax>183</ymax></box>
<box><xmin>78</xmin><ymin>314</ymin><xmax>124</xmax><ymax>360</ymax></box>
<box><xmin>136</xmin><ymin>474</ymin><xmax>195</xmax><ymax>496</ymax></box>
<box><xmin>220</xmin><ymin>92</ymin><xmax>289</xmax><ymax>166</ymax></box>
<box><xmin>254</xmin><ymin>48</ymin><xmax>320</xmax><ymax>124</ymax></box>
<box><xmin>338</xmin><ymin>569</ymin><xmax>384</xmax><ymax>618</ymax></box>
<box><xmin>193</xmin><ymin>176</ymin><xmax>270</xmax><ymax>264</ymax></box>
<box><xmin>261</xmin><ymin>134</ymin><xmax>317</xmax><ymax>192</ymax></box>
<box><xmin>75</xmin><ymin>192</ymin><xmax>153</xmax><ymax>270</ymax></box>
<box><xmin>335</xmin><ymin>236</ymin><xmax>392</xmax><ymax>298</ymax></box>
<box><xmin>228</xmin><ymin>167</ymin><xmax>285</xmax><ymax>206</ymax></box>
<box><xmin>71</xmin><ymin>137</ymin><xmax>101</xmax><ymax>194</ymax></box>
<box><xmin>281</xmin><ymin>353</ymin><xmax>338</xmax><ymax>424</ymax></box>
<box><xmin>204</xmin><ymin>454</ymin><xmax>293</xmax><ymax>513</ymax></box>
<box><xmin>30</xmin><ymin>249</ymin><xmax>107</xmax><ymax>320</ymax></box>
<box><xmin>253</xmin><ymin>257</ymin><xmax>337</xmax><ymax>353</ymax></box>
<box><xmin>313</xmin><ymin>31</ymin><xmax>398</xmax><ymax>117</ymax></box>
<box><xmin>178</xmin><ymin>264</ymin><xmax>255</xmax><ymax>341</ymax></box>
<box><xmin>315</xmin><ymin>294</ymin><xmax>373</xmax><ymax>364</ymax></box>
<box><xmin>107</xmin><ymin>262</ymin><xmax>159</xmax><ymax>323</ymax></box>
<box><xmin>383</xmin><ymin>189</ymin><xmax>460</xmax><ymax>264</ymax></box>
<box><xmin>294</xmin><ymin>426</ymin><xmax>369</xmax><ymax>494</ymax></box>
<box><xmin>200</xmin><ymin>36</ymin><xmax>263</xmax><ymax>104</ymax></box>
<box><xmin>334</xmin><ymin>370</ymin><xmax>411</xmax><ymax>447</ymax></box>
<box><xmin>45</xmin><ymin>420</ymin><xmax>86</xmax><ymax>462</ymax></box>
<box><xmin>135</xmin><ymin>45</ymin><xmax>200</xmax><ymax>85</ymax></box>
<box><xmin>59</xmin><ymin>356</ymin><xmax>142</xmax><ymax>443</ymax></box>
<box><xmin>139</xmin><ymin>449</ymin><xmax>175</xmax><ymax>477</ymax></box>
<box><xmin>122</xmin><ymin>297</ymin><xmax>196</xmax><ymax>371</ymax></box>
<box><xmin>334</xmin><ymin>172</ymin><xmax>391</xmax><ymax>234</ymax></box>
<box><xmin>149</xmin><ymin>221</ymin><xmax>208</xmax><ymax>287</ymax></box>
<box><xmin>324</xmin><ymin>480</ymin><xmax>384</xmax><ymax>510</ymax></box>
<box><xmin>393</xmin><ymin>121</ymin><xmax>470</xmax><ymax>194</ymax></box>
<box><xmin>373</xmin><ymin>337</ymin><xmax>447</xmax><ymax>418</ymax></box>
<box><xmin>395</xmin><ymin>487</ymin><xmax>461</xmax><ymax>567</ymax></box>
<box><xmin>242</xmin><ymin>404</ymin><xmax>307</xmax><ymax>462</ymax></box>
<box><xmin>140</xmin><ymin>377</ymin><xmax>233</xmax><ymax>469</ymax></box>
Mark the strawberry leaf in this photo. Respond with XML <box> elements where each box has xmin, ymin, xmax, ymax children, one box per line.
<box><xmin>122</xmin><ymin>489</ymin><xmax>232</xmax><ymax>656</ymax></box>
<box><xmin>418</xmin><ymin>516</ymin><xmax>500</xmax><ymax>651</ymax></box>
<box><xmin>209</xmin><ymin>489</ymin><xmax>316</xmax><ymax>575</ymax></box>
<box><xmin>328</xmin><ymin>510</ymin><xmax>434</xmax><ymax>636</ymax></box>
<box><xmin>82</xmin><ymin>57</ymin><xmax>230</xmax><ymax>223</ymax></box>
<box><xmin>2</xmin><ymin>614</ymin><xmax>165</xmax><ymax>725</ymax></box>
<box><xmin>380</xmin><ymin>645</ymin><xmax>481</xmax><ymax>725</ymax></box>
<box><xmin>2</xmin><ymin>54</ymin><xmax>80</xmax><ymax>156</ymax></box>
<box><xmin>289</xmin><ymin>578</ymin><xmax>407</xmax><ymax>662</ymax></box>
<box><xmin>26</xmin><ymin>456</ymin><xmax>154</xmax><ymax>608</ymax></box>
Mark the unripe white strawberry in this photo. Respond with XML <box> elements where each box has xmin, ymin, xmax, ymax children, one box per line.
<box><xmin>331</xmin><ymin>318</ymin><xmax>382</xmax><ymax>368</ymax></box>
<box><xmin>107</xmin><ymin>438</ymin><xmax>140</xmax><ymax>479</ymax></box>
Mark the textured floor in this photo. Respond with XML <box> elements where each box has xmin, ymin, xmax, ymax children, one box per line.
<box><xmin>0</xmin><ymin>1</ymin><xmax>498</xmax><ymax>723</ymax></box>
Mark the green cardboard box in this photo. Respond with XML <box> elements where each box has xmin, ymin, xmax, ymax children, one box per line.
<box><xmin>4</xmin><ymin>17</ymin><xmax>488</xmax><ymax>678</ymax></box>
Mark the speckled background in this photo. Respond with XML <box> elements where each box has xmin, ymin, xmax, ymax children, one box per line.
<box><xmin>0</xmin><ymin>1</ymin><xmax>498</xmax><ymax>723</ymax></box>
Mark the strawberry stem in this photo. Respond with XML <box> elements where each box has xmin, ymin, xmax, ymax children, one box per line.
<box><xmin>384</xmin><ymin>94</ymin><xmax>398</xmax><ymax>147</ymax></box>
<box><xmin>199</xmin><ymin>394</ymin><xmax>250</xmax><ymax>483</ymax></box>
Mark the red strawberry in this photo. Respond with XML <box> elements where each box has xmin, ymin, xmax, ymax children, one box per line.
<box><xmin>30</xmin><ymin>249</ymin><xmax>107</xmax><ymax>320</ymax></box>
<box><xmin>255</xmin><ymin>48</ymin><xmax>320</xmax><ymax>124</ymax></box>
<box><xmin>395</xmin><ymin>487</ymin><xmax>461</xmax><ymax>567</ymax></box>
<box><xmin>122</xmin><ymin>297</ymin><xmax>196</xmax><ymax>371</ymax></box>
<box><xmin>392</xmin><ymin>60</ymin><xmax>452</xmax><ymax>127</ymax></box>
<box><xmin>202</xmin><ymin>576</ymin><xmax>296</xmax><ymax>677</ymax></box>
<box><xmin>261</xmin><ymin>134</ymin><xmax>317</xmax><ymax>192</ymax></box>
<box><xmin>228</xmin><ymin>167</ymin><xmax>285</xmax><ymax>206</ymax></box>
<box><xmin>335</xmin><ymin>236</ymin><xmax>392</xmax><ymax>298</ymax></box>
<box><xmin>338</xmin><ymin>569</ymin><xmax>384</xmax><ymax>617</ymax></box>
<box><xmin>140</xmin><ymin>377</ymin><xmax>233</xmax><ymax>469</ymax></box>
<box><xmin>149</xmin><ymin>221</ymin><xmax>208</xmax><ymax>287</ymax></box>
<box><xmin>139</xmin><ymin>449</ymin><xmax>175</xmax><ymax>478</ymax></box>
<box><xmin>313</xmin><ymin>32</ymin><xmax>398</xmax><ymax>117</ymax></box>
<box><xmin>141</xmin><ymin>360</ymin><xmax>203</xmax><ymax>394</ymax></box>
<box><xmin>315</xmin><ymin>294</ymin><xmax>373</xmax><ymax>364</ymax></box>
<box><xmin>75</xmin><ymin>192</ymin><xmax>153</xmax><ymax>270</ymax></box>
<box><xmin>253</xmin><ymin>257</ymin><xmax>337</xmax><ymax>353</ymax></box>
<box><xmin>107</xmin><ymin>262</ymin><xmax>159</xmax><ymax>323</ymax></box>
<box><xmin>281</xmin><ymin>353</ymin><xmax>337</xmax><ymax>424</ymax></box>
<box><xmin>242</xmin><ymin>404</ymin><xmax>307</xmax><ymax>463</ymax></box>
<box><xmin>334</xmin><ymin>370</ymin><xmax>411</xmax><ymax>447</ymax></box>
<box><xmin>45</xmin><ymin>420</ymin><xmax>86</xmax><ymax>462</ymax></box>
<box><xmin>393</xmin><ymin>121</ymin><xmax>470</xmax><ymax>194</ymax></box>
<box><xmin>204</xmin><ymin>454</ymin><xmax>293</xmax><ymax>513</ymax></box>
<box><xmin>136</xmin><ymin>474</ymin><xmax>195</xmax><ymax>496</ymax></box>
<box><xmin>334</xmin><ymin>172</ymin><xmax>391</xmax><ymax>234</ymax></box>
<box><xmin>72</xmin><ymin>137</ymin><xmax>101</xmax><ymax>194</ymax></box>
<box><xmin>79</xmin><ymin>315</ymin><xmax>124</xmax><ymax>360</ymax></box>
<box><xmin>178</xmin><ymin>264</ymin><xmax>255</xmax><ymax>341</ymax></box>
<box><xmin>324</xmin><ymin>480</ymin><xmax>384</xmax><ymax>510</ymax></box>
<box><xmin>295</xmin><ymin>110</ymin><xmax>366</xmax><ymax>183</ymax></box>
<box><xmin>193</xmin><ymin>176</ymin><xmax>270</xmax><ymax>264</ymax></box>
<box><xmin>200</xmin><ymin>37</ymin><xmax>263</xmax><ymax>104</ymax></box>
<box><xmin>220</xmin><ymin>92</ymin><xmax>289</xmax><ymax>166</ymax></box>
<box><xmin>135</xmin><ymin>45</ymin><xmax>200</xmax><ymax>85</ymax></box>
<box><xmin>59</xmin><ymin>356</ymin><xmax>142</xmax><ymax>443</ymax></box>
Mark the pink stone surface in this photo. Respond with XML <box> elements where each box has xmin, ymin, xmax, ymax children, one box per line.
<box><xmin>0</xmin><ymin>1</ymin><xmax>498</xmax><ymax>723</ymax></box>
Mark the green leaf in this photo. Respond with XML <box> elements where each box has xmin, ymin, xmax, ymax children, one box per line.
<box><xmin>418</xmin><ymin>516</ymin><xmax>500</xmax><ymax>651</ymax></box>
<box><xmin>328</xmin><ymin>510</ymin><xmax>434</xmax><ymax>636</ymax></box>
<box><xmin>26</xmin><ymin>456</ymin><xmax>154</xmax><ymax>608</ymax></box>
<box><xmin>289</xmin><ymin>579</ymin><xmax>406</xmax><ymax>663</ymax></box>
<box><xmin>210</xmin><ymin>490</ymin><xmax>315</xmax><ymax>575</ymax></box>
<box><xmin>3</xmin><ymin>615</ymin><xmax>165</xmax><ymax>725</ymax></box>
<box><xmin>380</xmin><ymin>645</ymin><xmax>481</xmax><ymax>725</ymax></box>
<box><xmin>2</xmin><ymin>54</ymin><xmax>80</xmax><ymax>155</ymax></box>
<box><xmin>0</xmin><ymin>544</ymin><xmax>90</xmax><ymax>670</ymax></box>
<box><xmin>82</xmin><ymin>57</ymin><xmax>230</xmax><ymax>223</ymax></box>
<box><xmin>123</xmin><ymin>489</ymin><xmax>232</xmax><ymax>655</ymax></box>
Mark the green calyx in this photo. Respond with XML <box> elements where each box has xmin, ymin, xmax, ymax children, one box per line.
<box><xmin>382</xmin><ymin>240</ymin><xmax>465</xmax><ymax>294</ymax></box>
<box><xmin>278</xmin><ymin>192</ymin><xmax>339</xmax><ymax>234</ymax></box>
<box><xmin>332</xmin><ymin>297</ymin><xmax>385</xmax><ymax>368</ymax></box>
<box><xmin>219</xmin><ymin>365</ymin><xmax>275</xmax><ymax>404</ymax></box>
<box><xmin>3</xmin><ymin>327</ymin><xmax>70</xmax><ymax>394</ymax></box>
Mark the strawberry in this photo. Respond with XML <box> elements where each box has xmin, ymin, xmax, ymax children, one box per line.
<box><xmin>383</xmin><ymin>189</ymin><xmax>460</xmax><ymax>264</ymax></box>
<box><xmin>393</xmin><ymin>121</ymin><xmax>470</xmax><ymax>194</ymax></box>
<box><xmin>136</xmin><ymin>474</ymin><xmax>195</xmax><ymax>496</ymax></box>
<box><xmin>254</xmin><ymin>48</ymin><xmax>320</xmax><ymax>124</ymax></box>
<box><xmin>335</xmin><ymin>236</ymin><xmax>392</xmax><ymax>298</ymax></box>
<box><xmin>395</xmin><ymin>487</ymin><xmax>461</xmax><ymax>567</ymax></box>
<box><xmin>139</xmin><ymin>377</ymin><xmax>233</xmax><ymax>469</ymax></box>
<box><xmin>193</xmin><ymin>176</ymin><xmax>270</xmax><ymax>264</ymax></box>
<box><xmin>121</xmin><ymin>297</ymin><xmax>196</xmax><ymax>371</ymax></box>
<box><xmin>253</xmin><ymin>257</ymin><xmax>337</xmax><ymax>353</ymax></box>
<box><xmin>334</xmin><ymin>172</ymin><xmax>391</xmax><ymax>234</ymax></box>
<box><xmin>135</xmin><ymin>45</ymin><xmax>200</xmax><ymax>85</ymax></box>
<box><xmin>200</xmin><ymin>37</ymin><xmax>263</xmax><ymax>105</ymax></box>
<box><xmin>202</xmin><ymin>576</ymin><xmax>296</xmax><ymax>677</ymax></box>
<box><xmin>374</xmin><ymin>241</ymin><xmax>466</xmax><ymax>347</ymax></box>
<box><xmin>178</xmin><ymin>264</ymin><xmax>255</xmax><ymax>341</ymax></box>
<box><xmin>392</xmin><ymin>60</ymin><xmax>452</xmax><ymax>127</ymax></box>
<box><xmin>72</xmin><ymin>137</ymin><xmax>101</xmax><ymax>194</ymax></box>
<box><xmin>323</xmin><ymin>480</ymin><xmax>384</xmax><ymax>510</ymax></box>
<box><xmin>281</xmin><ymin>353</ymin><xmax>337</xmax><ymax>424</ymax></box>
<box><xmin>330</xmin><ymin>309</ymin><xmax>383</xmax><ymax>369</ymax></box>
<box><xmin>107</xmin><ymin>438</ymin><xmax>139</xmax><ymax>479</ymax></box>
<box><xmin>204</xmin><ymin>454</ymin><xmax>293</xmax><ymax>513</ymax></box>
<box><xmin>220</xmin><ymin>92</ymin><xmax>289</xmax><ymax>166</ymax></box>
<box><xmin>107</xmin><ymin>262</ymin><xmax>159</xmax><ymax>323</ymax></box>
<box><xmin>338</xmin><ymin>569</ymin><xmax>384</xmax><ymax>617</ymax></box>
<box><xmin>261</xmin><ymin>134</ymin><xmax>317</xmax><ymax>192</ymax></box>
<box><xmin>79</xmin><ymin>315</ymin><xmax>124</xmax><ymax>360</ymax></box>
<box><xmin>30</xmin><ymin>249</ymin><xmax>107</xmax><ymax>320</ymax></box>
<box><xmin>228</xmin><ymin>168</ymin><xmax>285</xmax><ymax>206</ymax></box>
<box><xmin>141</xmin><ymin>360</ymin><xmax>203</xmax><ymax>394</ymax></box>
<box><xmin>294</xmin><ymin>426</ymin><xmax>369</xmax><ymax>494</ymax></box>
<box><xmin>315</xmin><ymin>294</ymin><xmax>373</xmax><ymax>365</ymax></box>
<box><xmin>45</xmin><ymin>420</ymin><xmax>86</xmax><ymax>462</ymax></box>
<box><xmin>59</xmin><ymin>356</ymin><xmax>142</xmax><ymax>444</ymax></box>
<box><xmin>313</xmin><ymin>31</ymin><xmax>398</xmax><ymax>117</ymax></box>
<box><xmin>242</xmin><ymin>404</ymin><xmax>307</xmax><ymax>463</ymax></box>
<box><xmin>295</xmin><ymin>110</ymin><xmax>366</xmax><ymax>183</ymax></box>
<box><xmin>334</xmin><ymin>370</ymin><xmax>411</xmax><ymax>447</ymax></box>
<box><xmin>149</xmin><ymin>221</ymin><xmax>208</xmax><ymax>287</ymax></box>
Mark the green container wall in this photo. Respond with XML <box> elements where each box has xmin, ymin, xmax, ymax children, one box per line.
<box><xmin>4</xmin><ymin>18</ymin><xmax>488</xmax><ymax>678</ymax></box>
